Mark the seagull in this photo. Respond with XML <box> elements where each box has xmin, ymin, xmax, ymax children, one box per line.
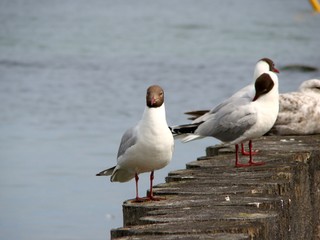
<box><xmin>268</xmin><ymin>79</ymin><xmax>320</xmax><ymax>135</ymax></box>
<box><xmin>96</xmin><ymin>85</ymin><xmax>174</xmax><ymax>202</ymax></box>
<box><xmin>184</xmin><ymin>58</ymin><xmax>279</xmax><ymax>156</ymax></box>
<box><xmin>172</xmin><ymin>71</ymin><xmax>279</xmax><ymax>167</ymax></box>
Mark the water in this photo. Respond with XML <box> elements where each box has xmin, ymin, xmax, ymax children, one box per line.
<box><xmin>0</xmin><ymin>0</ymin><xmax>319</xmax><ymax>239</ymax></box>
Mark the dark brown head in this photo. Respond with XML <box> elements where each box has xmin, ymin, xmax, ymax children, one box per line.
<box><xmin>146</xmin><ymin>85</ymin><xmax>164</xmax><ymax>108</ymax></box>
<box><xmin>253</xmin><ymin>73</ymin><xmax>275</xmax><ymax>101</ymax></box>
<box><xmin>259</xmin><ymin>58</ymin><xmax>279</xmax><ymax>73</ymax></box>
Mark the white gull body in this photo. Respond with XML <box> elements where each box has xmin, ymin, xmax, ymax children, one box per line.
<box><xmin>269</xmin><ymin>79</ymin><xmax>320</xmax><ymax>135</ymax></box>
<box><xmin>183</xmin><ymin>72</ymin><xmax>279</xmax><ymax>144</ymax></box>
<box><xmin>173</xmin><ymin>71</ymin><xmax>279</xmax><ymax>167</ymax></box>
<box><xmin>97</xmin><ymin>85</ymin><xmax>174</xmax><ymax>201</ymax></box>
<box><xmin>184</xmin><ymin>58</ymin><xmax>279</xmax><ymax>157</ymax></box>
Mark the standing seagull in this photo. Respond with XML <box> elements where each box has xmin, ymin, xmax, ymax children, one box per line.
<box><xmin>96</xmin><ymin>85</ymin><xmax>174</xmax><ymax>202</ymax></box>
<box><xmin>268</xmin><ymin>79</ymin><xmax>320</xmax><ymax>135</ymax></box>
<box><xmin>184</xmin><ymin>58</ymin><xmax>279</xmax><ymax>155</ymax></box>
<box><xmin>172</xmin><ymin>72</ymin><xmax>279</xmax><ymax>167</ymax></box>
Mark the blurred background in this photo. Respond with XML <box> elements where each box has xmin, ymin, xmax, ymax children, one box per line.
<box><xmin>0</xmin><ymin>0</ymin><xmax>319</xmax><ymax>239</ymax></box>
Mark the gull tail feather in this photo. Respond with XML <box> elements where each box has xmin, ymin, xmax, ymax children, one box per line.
<box><xmin>184</xmin><ymin>110</ymin><xmax>209</xmax><ymax>120</ymax></box>
<box><xmin>170</xmin><ymin>123</ymin><xmax>204</xmax><ymax>143</ymax></box>
<box><xmin>170</xmin><ymin>122</ymin><xmax>202</xmax><ymax>135</ymax></box>
<box><xmin>96</xmin><ymin>166</ymin><xmax>115</xmax><ymax>176</ymax></box>
<box><xmin>110</xmin><ymin>169</ymin><xmax>134</xmax><ymax>183</ymax></box>
<box><xmin>181</xmin><ymin>134</ymin><xmax>204</xmax><ymax>143</ymax></box>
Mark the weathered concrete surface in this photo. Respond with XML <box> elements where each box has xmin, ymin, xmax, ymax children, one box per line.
<box><xmin>111</xmin><ymin>135</ymin><xmax>320</xmax><ymax>240</ymax></box>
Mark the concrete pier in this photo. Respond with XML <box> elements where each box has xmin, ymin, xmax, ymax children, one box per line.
<box><xmin>111</xmin><ymin>135</ymin><xmax>320</xmax><ymax>239</ymax></box>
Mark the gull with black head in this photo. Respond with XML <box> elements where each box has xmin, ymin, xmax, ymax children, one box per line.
<box><xmin>172</xmin><ymin>71</ymin><xmax>279</xmax><ymax>167</ymax></box>
<box><xmin>184</xmin><ymin>58</ymin><xmax>279</xmax><ymax>156</ymax></box>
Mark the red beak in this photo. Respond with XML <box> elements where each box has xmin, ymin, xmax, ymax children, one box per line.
<box><xmin>273</xmin><ymin>67</ymin><xmax>280</xmax><ymax>73</ymax></box>
<box><xmin>151</xmin><ymin>96</ymin><xmax>156</xmax><ymax>105</ymax></box>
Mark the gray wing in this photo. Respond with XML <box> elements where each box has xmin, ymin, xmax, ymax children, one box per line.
<box><xmin>194</xmin><ymin>84</ymin><xmax>254</xmax><ymax>123</ymax></box>
<box><xmin>117</xmin><ymin>126</ymin><xmax>138</xmax><ymax>159</ymax></box>
<box><xmin>195</xmin><ymin>97</ymin><xmax>257</xmax><ymax>142</ymax></box>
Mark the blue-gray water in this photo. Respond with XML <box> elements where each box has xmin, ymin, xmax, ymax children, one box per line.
<box><xmin>0</xmin><ymin>0</ymin><xmax>319</xmax><ymax>239</ymax></box>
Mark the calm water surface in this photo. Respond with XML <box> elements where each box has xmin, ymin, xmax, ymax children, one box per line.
<box><xmin>0</xmin><ymin>0</ymin><xmax>319</xmax><ymax>239</ymax></box>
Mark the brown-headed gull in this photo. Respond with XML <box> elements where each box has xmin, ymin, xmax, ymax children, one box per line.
<box><xmin>172</xmin><ymin>71</ymin><xmax>279</xmax><ymax>167</ymax></box>
<box><xmin>268</xmin><ymin>79</ymin><xmax>320</xmax><ymax>135</ymax></box>
<box><xmin>184</xmin><ymin>58</ymin><xmax>279</xmax><ymax>156</ymax></box>
<box><xmin>97</xmin><ymin>85</ymin><xmax>174</xmax><ymax>202</ymax></box>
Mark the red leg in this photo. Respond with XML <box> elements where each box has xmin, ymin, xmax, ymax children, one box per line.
<box><xmin>241</xmin><ymin>142</ymin><xmax>258</xmax><ymax>156</ymax></box>
<box><xmin>247</xmin><ymin>140</ymin><xmax>265</xmax><ymax>166</ymax></box>
<box><xmin>147</xmin><ymin>171</ymin><xmax>164</xmax><ymax>201</ymax></box>
<box><xmin>235</xmin><ymin>144</ymin><xmax>250</xmax><ymax>167</ymax></box>
<box><xmin>132</xmin><ymin>173</ymin><xmax>145</xmax><ymax>202</ymax></box>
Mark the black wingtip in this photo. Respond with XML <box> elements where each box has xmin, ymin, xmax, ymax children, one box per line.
<box><xmin>171</xmin><ymin>122</ymin><xmax>203</xmax><ymax>135</ymax></box>
<box><xmin>96</xmin><ymin>171</ymin><xmax>105</xmax><ymax>176</ymax></box>
<box><xmin>96</xmin><ymin>170</ymin><xmax>105</xmax><ymax>176</ymax></box>
<box><xmin>96</xmin><ymin>166</ymin><xmax>115</xmax><ymax>177</ymax></box>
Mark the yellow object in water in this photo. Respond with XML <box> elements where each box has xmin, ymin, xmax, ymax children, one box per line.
<box><xmin>310</xmin><ymin>0</ymin><xmax>320</xmax><ymax>12</ymax></box>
